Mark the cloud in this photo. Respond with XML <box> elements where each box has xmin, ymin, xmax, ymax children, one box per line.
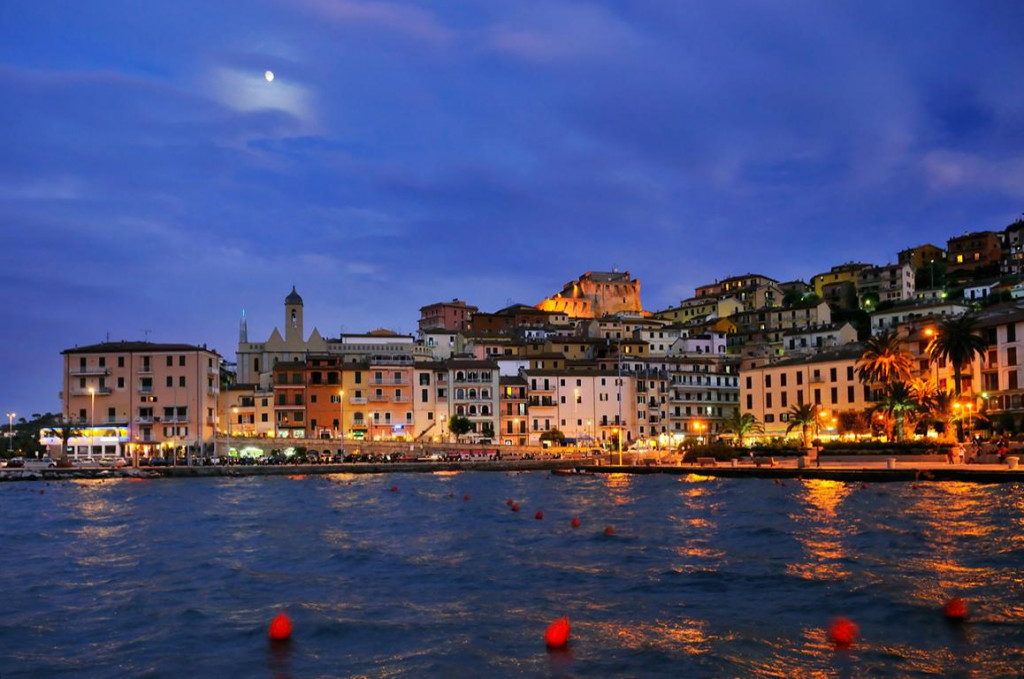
<box><xmin>204</xmin><ymin>66</ymin><xmax>315</xmax><ymax>127</ymax></box>
<box><xmin>921</xmin><ymin>151</ymin><xmax>1024</xmax><ymax>198</ymax></box>
<box><xmin>485</xmin><ymin>4</ymin><xmax>640</xmax><ymax>63</ymax></box>
<box><xmin>288</xmin><ymin>0</ymin><xmax>453</xmax><ymax>45</ymax></box>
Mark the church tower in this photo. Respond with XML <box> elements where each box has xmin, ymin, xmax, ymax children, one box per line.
<box><xmin>284</xmin><ymin>286</ymin><xmax>304</xmax><ymax>344</ymax></box>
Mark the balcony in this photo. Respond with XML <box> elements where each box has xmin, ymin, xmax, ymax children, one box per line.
<box><xmin>528</xmin><ymin>397</ymin><xmax>556</xmax><ymax>407</ymax></box>
<box><xmin>138</xmin><ymin>366</ymin><xmax>152</xmax><ymax>374</ymax></box>
<box><xmin>350</xmin><ymin>397</ymin><xmax>368</xmax><ymax>405</ymax></box>
<box><xmin>371</xmin><ymin>378</ymin><xmax>407</xmax><ymax>386</ymax></box>
<box><xmin>70</xmin><ymin>367</ymin><xmax>110</xmax><ymax>376</ymax></box>
<box><xmin>369</xmin><ymin>394</ymin><xmax>389</xmax><ymax>402</ymax></box>
<box><xmin>134</xmin><ymin>416</ymin><xmax>155</xmax><ymax>424</ymax></box>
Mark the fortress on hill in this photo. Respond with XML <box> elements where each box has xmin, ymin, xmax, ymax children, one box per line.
<box><xmin>536</xmin><ymin>270</ymin><xmax>647</xmax><ymax>318</ymax></box>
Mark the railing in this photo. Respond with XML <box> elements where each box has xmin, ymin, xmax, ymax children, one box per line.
<box><xmin>350</xmin><ymin>397</ymin><xmax>368</xmax><ymax>405</ymax></box>
<box><xmin>138</xmin><ymin>366</ymin><xmax>152</xmax><ymax>374</ymax></box>
<box><xmin>371</xmin><ymin>379</ymin><xmax>407</xmax><ymax>385</ymax></box>
<box><xmin>70</xmin><ymin>367</ymin><xmax>110</xmax><ymax>376</ymax></box>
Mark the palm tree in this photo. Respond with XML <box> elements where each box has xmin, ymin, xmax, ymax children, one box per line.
<box><xmin>721</xmin><ymin>411</ymin><xmax>763</xmax><ymax>447</ymax></box>
<box><xmin>871</xmin><ymin>381</ymin><xmax>919</xmax><ymax>442</ymax></box>
<box><xmin>926</xmin><ymin>314</ymin><xmax>988</xmax><ymax>440</ymax></box>
<box><xmin>856</xmin><ymin>331</ymin><xmax>915</xmax><ymax>387</ymax></box>
<box><xmin>786</xmin><ymin>403</ymin><xmax>820</xmax><ymax>448</ymax></box>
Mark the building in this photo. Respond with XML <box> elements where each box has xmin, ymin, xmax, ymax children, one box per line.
<box><xmin>897</xmin><ymin>244</ymin><xmax>946</xmax><ymax>272</ymax></box>
<box><xmin>694</xmin><ymin>273</ymin><xmax>782</xmax><ymax>311</ymax></box>
<box><xmin>810</xmin><ymin>263</ymin><xmax>873</xmax><ymax>298</ymax></box>
<box><xmin>236</xmin><ymin>287</ymin><xmax>327</xmax><ymax>387</ymax></box>
<box><xmin>1001</xmin><ymin>218</ymin><xmax>1024</xmax><ymax>275</ymax></box>
<box><xmin>741</xmin><ymin>345</ymin><xmax>873</xmax><ymax>439</ymax></box>
<box><xmin>947</xmin><ymin>231</ymin><xmax>1003</xmax><ymax>276</ymax></box>
<box><xmin>418</xmin><ymin>299</ymin><xmax>478</xmax><ymax>332</ymax></box>
<box><xmin>537</xmin><ymin>270</ymin><xmax>645</xmax><ymax>318</ymax></box>
<box><xmin>59</xmin><ymin>340</ymin><xmax>222</xmax><ymax>460</ymax></box>
<box><xmin>870</xmin><ymin>299</ymin><xmax>968</xmax><ymax>335</ymax></box>
<box><xmin>499</xmin><ymin>375</ymin><xmax>529</xmax><ymax>446</ymax></box>
<box><xmin>857</xmin><ymin>263</ymin><xmax>916</xmax><ymax>305</ymax></box>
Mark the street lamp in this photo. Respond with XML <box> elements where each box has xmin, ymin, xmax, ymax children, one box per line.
<box><xmin>231</xmin><ymin>406</ymin><xmax>238</xmax><ymax>457</ymax></box>
<box><xmin>6</xmin><ymin>411</ymin><xmax>14</xmax><ymax>455</ymax></box>
<box><xmin>615</xmin><ymin>427</ymin><xmax>623</xmax><ymax>465</ymax></box>
<box><xmin>338</xmin><ymin>389</ymin><xmax>345</xmax><ymax>441</ymax></box>
<box><xmin>88</xmin><ymin>386</ymin><xmax>95</xmax><ymax>427</ymax></box>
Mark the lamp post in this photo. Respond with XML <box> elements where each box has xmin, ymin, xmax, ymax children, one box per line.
<box><xmin>88</xmin><ymin>386</ymin><xmax>95</xmax><ymax>427</ymax></box>
<box><xmin>338</xmin><ymin>389</ymin><xmax>345</xmax><ymax>441</ymax></box>
<box><xmin>441</xmin><ymin>414</ymin><xmax>447</xmax><ymax>443</ymax></box>
<box><xmin>616</xmin><ymin>427</ymin><xmax>623</xmax><ymax>465</ymax></box>
<box><xmin>6</xmin><ymin>411</ymin><xmax>14</xmax><ymax>455</ymax></box>
<box><xmin>231</xmin><ymin>406</ymin><xmax>238</xmax><ymax>458</ymax></box>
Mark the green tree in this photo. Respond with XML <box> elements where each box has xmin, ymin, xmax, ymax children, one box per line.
<box><xmin>46</xmin><ymin>417</ymin><xmax>82</xmax><ymax>463</ymax></box>
<box><xmin>926</xmin><ymin>314</ymin><xmax>988</xmax><ymax>440</ymax></box>
<box><xmin>720</xmin><ymin>411</ymin><xmax>763</xmax><ymax>447</ymax></box>
<box><xmin>539</xmin><ymin>428</ymin><xmax>566</xmax><ymax>445</ymax></box>
<box><xmin>872</xmin><ymin>381</ymin><xmax>919</xmax><ymax>442</ymax></box>
<box><xmin>857</xmin><ymin>331</ymin><xmax>915</xmax><ymax>387</ymax></box>
<box><xmin>447</xmin><ymin>415</ymin><xmax>473</xmax><ymax>441</ymax></box>
<box><xmin>480</xmin><ymin>422</ymin><xmax>495</xmax><ymax>440</ymax></box>
<box><xmin>785</xmin><ymin>403</ymin><xmax>820</xmax><ymax>448</ymax></box>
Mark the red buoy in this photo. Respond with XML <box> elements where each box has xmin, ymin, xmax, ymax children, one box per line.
<box><xmin>268</xmin><ymin>611</ymin><xmax>292</xmax><ymax>642</ymax></box>
<box><xmin>545</xmin><ymin>617</ymin><xmax>571</xmax><ymax>648</ymax></box>
<box><xmin>603</xmin><ymin>525</ymin><xmax>615</xmax><ymax>536</ymax></box>
<box><xmin>944</xmin><ymin>597</ymin><xmax>969</xmax><ymax>622</ymax></box>
<box><xmin>463</xmin><ymin>494</ymin><xmax>471</xmax><ymax>501</ymax></box>
<box><xmin>861</xmin><ymin>483</ymin><xmax>868</xmax><ymax>490</ymax></box>
<box><xmin>535</xmin><ymin>511</ymin><xmax>544</xmax><ymax>520</ymax></box>
<box><xmin>828</xmin><ymin>617</ymin><xmax>858</xmax><ymax>648</ymax></box>
<box><xmin>390</xmin><ymin>486</ymin><xmax>398</xmax><ymax>492</ymax></box>
<box><xmin>506</xmin><ymin>499</ymin><xmax>514</xmax><ymax>506</ymax></box>
<box><xmin>511</xmin><ymin>502</ymin><xmax>520</xmax><ymax>512</ymax></box>
<box><xmin>571</xmin><ymin>517</ymin><xmax>580</xmax><ymax>528</ymax></box>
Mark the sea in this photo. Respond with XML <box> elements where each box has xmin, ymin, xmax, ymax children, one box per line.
<box><xmin>1</xmin><ymin>472</ymin><xmax>1022</xmax><ymax>678</ymax></box>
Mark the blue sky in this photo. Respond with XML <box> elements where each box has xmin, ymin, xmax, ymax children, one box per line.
<box><xmin>2</xmin><ymin>1</ymin><xmax>1023</xmax><ymax>416</ymax></box>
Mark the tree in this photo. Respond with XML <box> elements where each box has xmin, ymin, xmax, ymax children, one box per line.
<box><xmin>926</xmin><ymin>313</ymin><xmax>989</xmax><ymax>440</ymax></box>
<box><xmin>856</xmin><ymin>331</ymin><xmax>914</xmax><ymax>387</ymax></box>
<box><xmin>721</xmin><ymin>411</ymin><xmax>763</xmax><ymax>447</ymax></box>
<box><xmin>480</xmin><ymin>422</ymin><xmax>495</xmax><ymax>440</ymax></box>
<box><xmin>539</xmin><ymin>428</ymin><xmax>566</xmax><ymax>445</ymax></box>
<box><xmin>785</xmin><ymin>403</ymin><xmax>820</xmax><ymax>448</ymax></box>
<box><xmin>447</xmin><ymin>415</ymin><xmax>473</xmax><ymax>441</ymax></box>
<box><xmin>46</xmin><ymin>417</ymin><xmax>82</xmax><ymax>463</ymax></box>
<box><xmin>871</xmin><ymin>381</ymin><xmax>919</xmax><ymax>442</ymax></box>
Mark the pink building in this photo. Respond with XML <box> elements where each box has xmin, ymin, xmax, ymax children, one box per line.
<box><xmin>419</xmin><ymin>299</ymin><xmax>478</xmax><ymax>331</ymax></box>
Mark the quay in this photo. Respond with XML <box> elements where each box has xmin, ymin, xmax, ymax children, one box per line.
<box><xmin>2</xmin><ymin>456</ymin><xmax>1022</xmax><ymax>483</ymax></box>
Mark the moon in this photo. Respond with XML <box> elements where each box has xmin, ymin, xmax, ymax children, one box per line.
<box><xmin>264</xmin><ymin>70</ymin><xmax>275</xmax><ymax>82</ymax></box>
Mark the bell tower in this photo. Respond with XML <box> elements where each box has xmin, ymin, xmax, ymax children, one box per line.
<box><xmin>284</xmin><ymin>286</ymin><xmax>304</xmax><ymax>345</ymax></box>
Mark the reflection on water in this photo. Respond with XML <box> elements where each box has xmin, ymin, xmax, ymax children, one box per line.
<box><xmin>1</xmin><ymin>475</ymin><xmax>1023</xmax><ymax>678</ymax></box>
<box><xmin>788</xmin><ymin>480</ymin><xmax>853</xmax><ymax>581</ymax></box>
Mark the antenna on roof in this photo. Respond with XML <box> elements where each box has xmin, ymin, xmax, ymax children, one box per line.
<box><xmin>142</xmin><ymin>329</ymin><xmax>151</xmax><ymax>341</ymax></box>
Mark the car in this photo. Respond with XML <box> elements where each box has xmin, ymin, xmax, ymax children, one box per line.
<box><xmin>41</xmin><ymin>457</ymin><xmax>57</xmax><ymax>468</ymax></box>
<box><xmin>5</xmin><ymin>457</ymin><xmax>25</xmax><ymax>468</ymax></box>
<box><xmin>99</xmin><ymin>458</ymin><xmax>127</xmax><ymax>468</ymax></box>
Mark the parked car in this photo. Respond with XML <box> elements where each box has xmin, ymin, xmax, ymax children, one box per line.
<box><xmin>41</xmin><ymin>457</ymin><xmax>57</xmax><ymax>468</ymax></box>
<box><xmin>5</xmin><ymin>457</ymin><xmax>25</xmax><ymax>468</ymax></box>
<box><xmin>99</xmin><ymin>458</ymin><xmax>128</xmax><ymax>468</ymax></box>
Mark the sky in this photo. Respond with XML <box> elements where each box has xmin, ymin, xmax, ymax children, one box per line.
<box><xmin>2</xmin><ymin>1</ymin><xmax>1024</xmax><ymax>417</ymax></box>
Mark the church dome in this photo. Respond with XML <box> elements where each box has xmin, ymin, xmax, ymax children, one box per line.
<box><xmin>285</xmin><ymin>286</ymin><xmax>304</xmax><ymax>305</ymax></box>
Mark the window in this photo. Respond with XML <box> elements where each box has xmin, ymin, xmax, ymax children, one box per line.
<box><xmin>780</xmin><ymin>373</ymin><xmax>787</xmax><ymax>387</ymax></box>
<box><xmin>746</xmin><ymin>395</ymin><xmax>753</xmax><ymax>409</ymax></box>
<box><xmin>179</xmin><ymin>376</ymin><xmax>186</xmax><ymax>387</ymax></box>
<box><xmin>830</xmin><ymin>368</ymin><xmax>837</xmax><ymax>382</ymax></box>
<box><xmin>166</xmin><ymin>376</ymin><xmax>173</xmax><ymax>387</ymax></box>
<box><xmin>796</xmin><ymin>372</ymin><xmax>803</xmax><ymax>385</ymax></box>
<box><xmin>781</xmin><ymin>392</ymin><xmax>788</xmax><ymax>408</ymax></box>
<box><xmin>847</xmin><ymin>366</ymin><xmax>854</xmax><ymax>380</ymax></box>
<box><xmin>179</xmin><ymin>355</ymin><xmax>186</xmax><ymax>366</ymax></box>
<box><xmin>118</xmin><ymin>356</ymin><xmax>125</xmax><ymax>368</ymax></box>
<box><xmin>765</xmin><ymin>375</ymin><xmax>772</xmax><ymax>388</ymax></box>
<box><xmin>166</xmin><ymin>356</ymin><xmax>173</xmax><ymax>367</ymax></box>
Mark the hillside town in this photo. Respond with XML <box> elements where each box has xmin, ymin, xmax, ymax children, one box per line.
<box><xmin>43</xmin><ymin>217</ymin><xmax>1024</xmax><ymax>462</ymax></box>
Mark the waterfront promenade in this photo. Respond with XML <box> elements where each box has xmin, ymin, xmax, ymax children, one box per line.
<box><xmin>2</xmin><ymin>455</ymin><xmax>1022</xmax><ymax>483</ymax></box>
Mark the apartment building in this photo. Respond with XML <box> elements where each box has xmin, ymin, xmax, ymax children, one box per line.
<box><xmin>947</xmin><ymin>231</ymin><xmax>1003</xmax><ymax>276</ymax></box>
<box><xmin>60</xmin><ymin>340</ymin><xmax>221</xmax><ymax>458</ymax></box>
<box><xmin>741</xmin><ymin>345</ymin><xmax>872</xmax><ymax>439</ymax></box>
<box><xmin>858</xmin><ymin>263</ymin><xmax>915</xmax><ymax>305</ymax></box>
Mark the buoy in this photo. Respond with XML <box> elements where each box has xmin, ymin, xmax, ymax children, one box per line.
<box><xmin>571</xmin><ymin>517</ymin><xmax>580</xmax><ymax>528</ymax></box>
<box><xmin>390</xmin><ymin>486</ymin><xmax>398</xmax><ymax>492</ymax></box>
<box><xmin>506</xmin><ymin>499</ymin><xmax>514</xmax><ymax>506</ymax></box>
<box><xmin>463</xmin><ymin>494</ymin><xmax>471</xmax><ymax>501</ymax></box>
<box><xmin>545</xmin><ymin>617</ymin><xmax>571</xmax><ymax>648</ymax></box>
<box><xmin>268</xmin><ymin>611</ymin><xmax>292</xmax><ymax>642</ymax></box>
<box><xmin>828</xmin><ymin>617</ymin><xmax>858</xmax><ymax>648</ymax></box>
<box><xmin>603</xmin><ymin>525</ymin><xmax>615</xmax><ymax>536</ymax></box>
<box><xmin>911</xmin><ymin>483</ymin><xmax>918</xmax><ymax>489</ymax></box>
<box><xmin>861</xmin><ymin>483</ymin><xmax>868</xmax><ymax>490</ymax></box>
<box><xmin>511</xmin><ymin>502</ymin><xmax>520</xmax><ymax>512</ymax></box>
<box><xmin>944</xmin><ymin>597</ymin><xmax>969</xmax><ymax>622</ymax></box>
<box><xmin>535</xmin><ymin>511</ymin><xmax>544</xmax><ymax>520</ymax></box>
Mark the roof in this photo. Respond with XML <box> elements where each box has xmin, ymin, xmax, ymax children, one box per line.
<box><xmin>285</xmin><ymin>286</ymin><xmax>303</xmax><ymax>305</ymax></box>
<box><xmin>62</xmin><ymin>341</ymin><xmax>221</xmax><ymax>356</ymax></box>
<box><xmin>762</xmin><ymin>344</ymin><xmax>866</xmax><ymax>369</ymax></box>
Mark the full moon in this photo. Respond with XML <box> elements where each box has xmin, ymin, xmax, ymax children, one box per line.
<box><xmin>264</xmin><ymin>70</ymin><xmax>274</xmax><ymax>82</ymax></box>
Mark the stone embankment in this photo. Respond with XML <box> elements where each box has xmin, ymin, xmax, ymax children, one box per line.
<box><xmin>1</xmin><ymin>457</ymin><xmax>1022</xmax><ymax>483</ymax></box>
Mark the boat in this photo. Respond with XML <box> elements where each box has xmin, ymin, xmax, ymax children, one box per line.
<box><xmin>551</xmin><ymin>468</ymin><xmax>596</xmax><ymax>477</ymax></box>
